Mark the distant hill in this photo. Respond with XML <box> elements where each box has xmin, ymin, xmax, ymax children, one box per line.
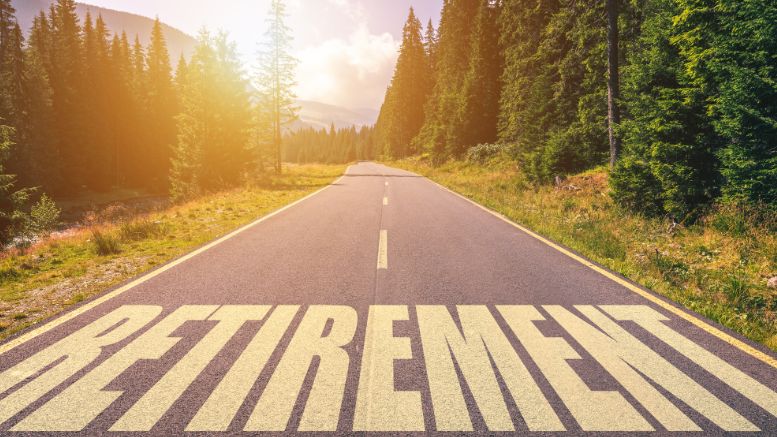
<box><xmin>294</xmin><ymin>100</ymin><xmax>378</xmax><ymax>131</ymax></box>
<box><xmin>12</xmin><ymin>2</ymin><xmax>377</xmax><ymax>130</ymax></box>
<box><xmin>12</xmin><ymin>0</ymin><xmax>196</xmax><ymax>60</ymax></box>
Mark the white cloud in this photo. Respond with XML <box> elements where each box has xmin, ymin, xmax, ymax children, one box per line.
<box><xmin>294</xmin><ymin>24</ymin><xmax>398</xmax><ymax>110</ymax></box>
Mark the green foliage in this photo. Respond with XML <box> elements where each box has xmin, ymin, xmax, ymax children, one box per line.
<box><xmin>143</xmin><ymin>18</ymin><xmax>177</xmax><ymax>190</ymax></box>
<box><xmin>610</xmin><ymin>157</ymin><xmax>664</xmax><ymax>217</ymax></box>
<box><xmin>0</xmin><ymin>124</ymin><xmax>32</xmax><ymax>246</ymax></box>
<box><xmin>284</xmin><ymin>124</ymin><xmax>375</xmax><ymax>164</ymax></box>
<box><xmin>498</xmin><ymin>0</ymin><xmax>613</xmax><ymax>182</ymax></box>
<box><xmin>27</xmin><ymin>194</ymin><xmax>61</xmax><ymax>237</ymax></box>
<box><xmin>170</xmin><ymin>30</ymin><xmax>253</xmax><ymax>201</ymax></box>
<box><xmin>374</xmin><ymin>8</ymin><xmax>432</xmax><ymax>158</ymax></box>
<box><xmin>413</xmin><ymin>0</ymin><xmax>501</xmax><ymax>159</ymax></box>
<box><xmin>466</xmin><ymin>143</ymin><xmax>510</xmax><ymax>164</ymax></box>
<box><xmin>676</xmin><ymin>0</ymin><xmax>777</xmax><ymax>206</ymax></box>
<box><xmin>0</xmin><ymin>125</ymin><xmax>60</xmax><ymax>249</ymax></box>
<box><xmin>612</xmin><ymin>0</ymin><xmax>777</xmax><ymax>218</ymax></box>
<box><xmin>456</xmin><ymin>0</ymin><xmax>503</xmax><ymax>150</ymax></box>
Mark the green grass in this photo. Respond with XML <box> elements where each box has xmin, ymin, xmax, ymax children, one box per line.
<box><xmin>0</xmin><ymin>164</ymin><xmax>346</xmax><ymax>340</ymax></box>
<box><xmin>388</xmin><ymin>155</ymin><xmax>777</xmax><ymax>351</ymax></box>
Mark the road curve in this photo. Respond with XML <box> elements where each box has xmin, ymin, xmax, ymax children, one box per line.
<box><xmin>1</xmin><ymin>162</ymin><xmax>776</xmax><ymax>435</ymax></box>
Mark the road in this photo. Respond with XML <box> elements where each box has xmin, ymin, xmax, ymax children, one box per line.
<box><xmin>1</xmin><ymin>161</ymin><xmax>776</xmax><ymax>435</ymax></box>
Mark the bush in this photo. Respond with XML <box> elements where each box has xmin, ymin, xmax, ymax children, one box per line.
<box><xmin>27</xmin><ymin>194</ymin><xmax>60</xmax><ymax>236</ymax></box>
<box><xmin>466</xmin><ymin>143</ymin><xmax>511</xmax><ymax>164</ymax></box>
<box><xmin>119</xmin><ymin>219</ymin><xmax>167</xmax><ymax>242</ymax></box>
<box><xmin>610</xmin><ymin>157</ymin><xmax>665</xmax><ymax>217</ymax></box>
<box><xmin>91</xmin><ymin>230</ymin><xmax>122</xmax><ymax>256</ymax></box>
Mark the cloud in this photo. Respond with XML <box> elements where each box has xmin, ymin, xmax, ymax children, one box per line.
<box><xmin>294</xmin><ymin>24</ymin><xmax>398</xmax><ymax>110</ymax></box>
<box><xmin>325</xmin><ymin>0</ymin><xmax>367</xmax><ymax>22</ymax></box>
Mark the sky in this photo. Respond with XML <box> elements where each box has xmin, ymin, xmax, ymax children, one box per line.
<box><xmin>78</xmin><ymin>0</ymin><xmax>443</xmax><ymax>110</ymax></box>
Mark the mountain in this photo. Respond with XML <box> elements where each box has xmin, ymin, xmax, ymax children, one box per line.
<box><xmin>295</xmin><ymin>100</ymin><xmax>378</xmax><ymax>131</ymax></box>
<box><xmin>12</xmin><ymin>0</ymin><xmax>196</xmax><ymax>60</ymax></box>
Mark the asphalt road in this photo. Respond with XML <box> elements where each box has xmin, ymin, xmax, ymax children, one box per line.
<box><xmin>1</xmin><ymin>161</ymin><xmax>776</xmax><ymax>435</ymax></box>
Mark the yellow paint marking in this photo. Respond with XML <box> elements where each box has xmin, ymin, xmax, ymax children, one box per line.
<box><xmin>383</xmin><ymin>196</ymin><xmax>389</xmax><ymax>206</ymax></box>
<box><xmin>417</xmin><ymin>306</ymin><xmax>564</xmax><ymax>432</ymax></box>
<box><xmin>549</xmin><ymin>305</ymin><xmax>755</xmax><ymax>431</ymax></box>
<box><xmin>187</xmin><ymin>306</ymin><xmax>299</xmax><ymax>432</ymax></box>
<box><xmin>14</xmin><ymin>306</ymin><xmax>217</xmax><ymax>432</ymax></box>
<box><xmin>377</xmin><ymin>230</ymin><xmax>388</xmax><ymax>270</ymax></box>
<box><xmin>245</xmin><ymin>306</ymin><xmax>357</xmax><ymax>432</ymax></box>
<box><xmin>111</xmin><ymin>306</ymin><xmax>271</xmax><ymax>432</ymax></box>
<box><xmin>0</xmin><ymin>169</ymin><xmax>351</xmax><ymax>357</ymax></box>
<box><xmin>385</xmin><ymin>181</ymin><xmax>389</xmax><ymax>187</ymax></box>
<box><xmin>354</xmin><ymin>306</ymin><xmax>424</xmax><ymax>431</ymax></box>
<box><xmin>499</xmin><ymin>305</ymin><xmax>652</xmax><ymax>432</ymax></box>
<box><xmin>0</xmin><ymin>306</ymin><xmax>161</xmax><ymax>427</ymax></box>
<box><xmin>431</xmin><ymin>180</ymin><xmax>777</xmax><ymax>369</ymax></box>
<box><xmin>604</xmin><ymin>305</ymin><xmax>777</xmax><ymax>420</ymax></box>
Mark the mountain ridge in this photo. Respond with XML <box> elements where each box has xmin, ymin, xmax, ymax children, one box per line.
<box><xmin>13</xmin><ymin>0</ymin><xmax>197</xmax><ymax>59</ymax></box>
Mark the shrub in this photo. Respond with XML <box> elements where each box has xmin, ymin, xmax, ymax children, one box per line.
<box><xmin>610</xmin><ymin>157</ymin><xmax>665</xmax><ymax>218</ymax></box>
<box><xmin>466</xmin><ymin>143</ymin><xmax>510</xmax><ymax>164</ymax></box>
<box><xmin>119</xmin><ymin>219</ymin><xmax>167</xmax><ymax>242</ymax></box>
<box><xmin>27</xmin><ymin>194</ymin><xmax>60</xmax><ymax>237</ymax></box>
<box><xmin>91</xmin><ymin>230</ymin><xmax>121</xmax><ymax>256</ymax></box>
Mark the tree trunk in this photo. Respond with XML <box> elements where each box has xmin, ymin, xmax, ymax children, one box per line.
<box><xmin>607</xmin><ymin>0</ymin><xmax>621</xmax><ymax>169</ymax></box>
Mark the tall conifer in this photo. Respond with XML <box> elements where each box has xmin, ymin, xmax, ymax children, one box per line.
<box><xmin>145</xmin><ymin>18</ymin><xmax>176</xmax><ymax>190</ymax></box>
<box><xmin>375</xmin><ymin>7</ymin><xmax>431</xmax><ymax>158</ymax></box>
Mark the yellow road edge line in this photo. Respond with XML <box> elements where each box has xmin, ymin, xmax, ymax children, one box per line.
<box><xmin>430</xmin><ymin>179</ymin><xmax>777</xmax><ymax>369</ymax></box>
<box><xmin>377</xmin><ymin>230</ymin><xmax>388</xmax><ymax>270</ymax></box>
<box><xmin>0</xmin><ymin>168</ymin><xmax>352</xmax><ymax>356</ymax></box>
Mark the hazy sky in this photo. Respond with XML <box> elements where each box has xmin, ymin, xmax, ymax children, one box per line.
<box><xmin>79</xmin><ymin>0</ymin><xmax>443</xmax><ymax>109</ymax></box>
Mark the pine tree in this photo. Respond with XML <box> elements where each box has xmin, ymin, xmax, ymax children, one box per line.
<box><xmin>0</xmin><ymin>0</ymin><xmax>16</xmax><ymax>73</ymax></box>
<box><xmin>498</xmin><ymin>0</ymin><xmax>613</xmax><ymax>181</ymax></box>
<box><xmin>424</xmin><ymin>19</ymin><xmax>438</xmax><ymax>72</ymax></box>
<box><xmin>81</xmin><ymin>12</ymin><xmax>113</xmax><ymax>190</ymax></box>
<box><xmin>22</xmin><ymin>13</ymin><xmax>57</xmax><ymax>189</ymax></box>
<box><xmin>144</xmin><ymin>18</ymin><xmax>177</xmax><ymax>190</ymax></box>
<box><xmin>0</xmin><ymin>0</ymin><xmax>22</xmax><ymax>125</ymax></box>
<box><xmin>174</xmin><ymin>53</ymin><xmax>188</xmax><ymax>92</ymax></box>
<box><xmin>374</xmin><ymin>7</ymin><xmax>431</xmax><ymax>158</ymax></box>
<box><xmin>283</xmin><ymin>124</ymin><xmax>374</xmax><ymax>164</ymax></box>
<box><xmin>606</xmin><ymin>0</ymin><xmax>621</xmax><ymax>168</ymax></box>
<box><xmin>171</xmin><ymin>31</ymin><xmax>252</xmax><ymax>200</ymax></box>
<box><xmin>457</xmin><ymin>0</ymin><xmax>502</xmax><ymax>149</ymax></box>
<box><xmin>674</xmin><ymin>0</ymin><xmax>777</xmax><ymax>206</ymax></box>
<box><xmin>255</xmin><ymin>0</ymin><xmax>298</xmax><ymax>173</ymax></box>
<box><xmin>2</xmin><ymin>22</ymin><xmax>26</xmax><ymax>178</ymax></box>
<box><xmin>415</xmin><ymin>0</ymin><xmax>479</xmax><ymax>158</ymax></box>
<box><xmin>107</xmin><ymin>31</ymin><xmax>135</xmax><ymax>187</ymax></box>
<box><xmin>0</xmin><ymin>124</ymin><xmax>32</xmax><ymax>246</ymax></box>
<box><xmin>48</xmin><ymin>0</ymin><xmax>84</xmax><ymax>193</ymax></box>
<box><xmin>611</xmin><ymin>0</ymin><xmax>721</xmax><ymax>219</ymax></box>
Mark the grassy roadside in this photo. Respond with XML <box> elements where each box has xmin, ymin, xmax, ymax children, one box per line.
<box><xmin>388</xmin><ymin>156</ymin><xmax>777</xmax><ymax>351</ymax></box>
<box><xmin>0</xmin><ymin>164</ymin><xmax>346</xmax><ymax>340</ymax></box>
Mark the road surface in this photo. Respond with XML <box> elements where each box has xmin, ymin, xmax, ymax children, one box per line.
<box><xmin>1</xmin><ymin>162</ymin><xmax>776</xmax><ymax>435</ymax></box>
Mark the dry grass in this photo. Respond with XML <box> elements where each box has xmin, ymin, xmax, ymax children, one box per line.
<box><xmin>0</xmin><ymin>164</ymin><xmax>346</xmax><ymax>340</ymax></box>
<box><xmin>390</xmin><ymin>155</ymin><xmax>777</xmax><ymax>351</ymax></box>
